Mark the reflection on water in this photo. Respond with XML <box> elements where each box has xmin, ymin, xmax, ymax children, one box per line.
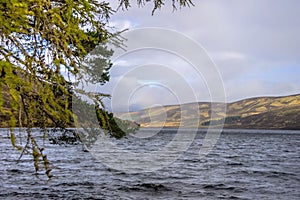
<box><xmin>0</xmin><ymin>128</ymin><xmax>299</xmax><ymax>199</ymax></box>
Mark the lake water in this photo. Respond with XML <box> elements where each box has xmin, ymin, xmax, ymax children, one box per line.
<box><xmin>0</xmin><ymin>128</ymin><xmax>299</xmax><ymax>199</ymax></box>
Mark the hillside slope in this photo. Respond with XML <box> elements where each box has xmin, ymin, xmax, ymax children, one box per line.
<box><xmin>116</xmin><ymin>94</ymin><xmax>300</xmax><ymax>130</ymax></box>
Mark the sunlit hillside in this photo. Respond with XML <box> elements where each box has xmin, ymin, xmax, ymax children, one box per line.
<box><xmin>116</xmin><ymin>94</ymin><xmax>300</xmax><ymax>130</ymax></box>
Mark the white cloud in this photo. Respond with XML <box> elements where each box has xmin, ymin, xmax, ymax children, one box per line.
<box><xmin>109</xmin><ymin>19</ymin><xmax>136</xmax><ymax>31</ymax></box>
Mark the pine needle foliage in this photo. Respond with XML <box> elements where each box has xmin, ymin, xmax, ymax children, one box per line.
<box><xmin>0</xmin><ymin>0</ymin><xmax>193</xmax><ymax>178</ymax></box>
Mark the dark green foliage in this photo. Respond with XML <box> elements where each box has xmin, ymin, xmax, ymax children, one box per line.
<box><xmin>83</xmin><ymin>45</ymin><xmax>114</xmax><ymax>85</ymax></box>
<box><xmin>72</xmin><ymin>95</ymin><xmax>140</xmax><ymax>142</ymax></box>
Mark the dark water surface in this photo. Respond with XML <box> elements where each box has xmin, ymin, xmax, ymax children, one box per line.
<box><xmin>0</xmin><ymin>128</ymin><xmax>299</xmax><ymax>199</ymax></box>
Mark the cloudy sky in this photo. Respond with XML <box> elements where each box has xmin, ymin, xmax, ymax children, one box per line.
<box><xmin>96</xmin><ymin>0</ymin><xmax>300</xmax><ymax>112</ymax></box>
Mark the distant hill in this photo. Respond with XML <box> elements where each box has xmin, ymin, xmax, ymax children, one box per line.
<box><xmin>116</xmin><ymin>94</ymin><xmax>300</xmax><ymax>130</ymax></box>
